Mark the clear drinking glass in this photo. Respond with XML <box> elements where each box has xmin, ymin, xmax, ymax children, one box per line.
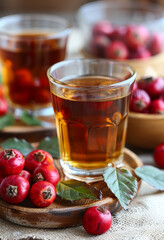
<box><xmin>48</xmin><ymin>59</ymin><xmax>136</xmax><ymax>182</ymax></box>
<box><xmin>0</xmin><ymin>14</ymin><xmax>70</xmax><ymax>117</ymax></box>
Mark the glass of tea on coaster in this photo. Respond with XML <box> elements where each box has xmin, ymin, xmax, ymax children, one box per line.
<box><xmin>0</xmin><ymin>14</ymin><xmax>70</xmax><ymax>118</ymax></box>
<box><xmin>48</xmin><ymin>59</ymin><xmax>136</xmax><ymax>182</ymax></box>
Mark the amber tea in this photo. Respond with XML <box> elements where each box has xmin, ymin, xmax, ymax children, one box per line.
<box><xmin>48</xmin><ymin>59</ymin><xmax>136</xmax><ymax>181</ymax></box>
<box><xmin>0</xmin><ymin>33</ymin><xmax>66</xmax><ymax>109</ymax></box>
<box><xmin>51</xmin><ymin>76</ymin><xmax>130</xmax><ymax>169</ymax></box>
<box><xmin>0</xmin><ymin>14</ymin><xmax>70</xmax><ymax>116</ymax></box>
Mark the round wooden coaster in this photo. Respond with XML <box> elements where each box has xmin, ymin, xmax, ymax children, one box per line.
<box><xmin>0</xmin><ymin>118</ymin><xmax>56</xmax><ymax>142</ymax></box>
<box><xmin>0</xmin><ymin>148</ymin><xmax>143</xmax><ymax>229</ymax></box>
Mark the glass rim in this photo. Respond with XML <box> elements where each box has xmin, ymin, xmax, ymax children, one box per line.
<box><xmin>47</xmin><ymin>58</ymin><xmax>137</xmax><ymax>90</ymax></box>
<box><xmin>77</xmin><ymin>1</ymin><xmax>164</xmax><ymax>20</ymax></box>
<box><xmin>0</xmin><ymin>13</ymin><xmax>71</xmax><ymax>39</ymax></box>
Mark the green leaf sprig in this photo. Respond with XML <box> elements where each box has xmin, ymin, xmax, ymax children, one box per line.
<box><xmin>0</xmin><ymin>113</ymin><xmax>15</xmax><ymax>130</ymax></box>
<box><xmin>56</xmin><ymin>180</ymin><xmax>102</xmax><ymax>201</ymax></box>
<box><xmin>21</xmin><ymin>111</ymin><xmax>42</xmax><ymax>126</ymax></box>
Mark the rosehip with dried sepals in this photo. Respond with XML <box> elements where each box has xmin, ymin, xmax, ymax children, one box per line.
<box><xmin>25</xmin><ymin>149</ymin><xmax>54</xmax><ymax>173</ymax></box>
<box><xmin>125</xmin><ymin>25</ymin><xmax>149</xmax><ymax>50</ymax></box>
<box><xmin>32</xmin><ymin>165</ymin><xmax>59</xmax><ymax>187</ymax></box>
<box><xmin>82</xmin><ymin>206</ymin><xmax>112</xmax><ymax>235</ymax></box>
<box><xmin>0</xmin><ymin>175</ymin><xmax>30</xmax><ymax>204</ymax></box>
<box><xmin>149</xmin><ymin>98</ymin><xmax>164</xmax><ymax>114</ymax></box>
<box><xmin>30</xmin><ymin>181</ymin><xmax>56</xmax><ymax>208</ymax></box>
<box><xmin>0</xmin><ymin>149</ymin><xmax>25</xmax><ymax>177</ymax></box>
<box><xmin>138</xmin><ymin>77</ymin><xmax>164</xmax><ymax>99</ymax></box>
<box><xmin>130</xmin><ymin>89</ymin><xmax>151</xmax><ymax>113</ymax></box>
<box><xmin>0</xmin><ymin>97</ymin><xmax>8</xmax><ymax>116</ymax></box>
<box><xmin>153</xmin><ymin>142</ymin><xmax>164</xmax><ymax>168</ymax></box>
<box><xmin>106</xmin><ymin>40</ymin><xmax>129</xmax><ymax>60</ymax></box>
<box><xmin>19</xmin><ymin>170</ymin><xmax>32</xmax><ymax>183</ymax></box>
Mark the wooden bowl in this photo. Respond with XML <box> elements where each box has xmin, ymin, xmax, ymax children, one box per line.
<box><xmin>126</xmin><ymin>112</ymin><xmax>164</xmax><ymax>149</ymax></box>
<box><xmin>125</xmin><ymin>52</ymin><xmax>164</xmax><ymax>80</ymax></box>
<box><xmin>81</xmin><ymin>49</ymin><xmax>164</xmax><ymax>80</ymax></box>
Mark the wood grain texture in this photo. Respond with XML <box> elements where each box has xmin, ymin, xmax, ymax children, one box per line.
<box><xmin>126</xmin><ymin>112</ymin><xmax>164</xmax><ymax>149</ymax></box>
<box><xmin>0</xmin><ymin>148</ymin><xmax>143</xmax><ymax>229</ymax></box>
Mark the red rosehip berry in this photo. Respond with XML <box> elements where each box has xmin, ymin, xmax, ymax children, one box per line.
<box><xmin>106</xmin><ymin>40</ymin><xmax>129</xmax><ymax>60</ymax></box>
<box><xmin>82</xmin><ymin>206</ymin><xmax>112</xmax><ymax>235</ymax></box>
<box><xmin>110</xmin><ymin>25</ymin><xmax>127</xmax><ymax>41</ymax></box>
<box><xmin>30</xmin><ymin>181</ymin><xmax>56</xmax><ymax>208</ymax></box>
<box><xmin>138</xmin><ymin>77</ymin><xmax>164</xmax><ymax>99</ymax></box>
<box><xmin>132</xmin><ymin>81</ymin><xmax>138</xmax><ymax>92</ymax></box>
<box><xmin>126</xmin><ymin>25</ymin><xmax>149</xmax><ymax>50</ymax></box>
<box><xmin>19</xmin><ymin>170</ymin><xmax>32</xmax><ymax>183</ymax></box>
<box><xmin>92</xmin><ymin>21</ymin><xmax>114</xmax><ymax>37</ymax></box>
<box><xmin>0</xmin><ymin>97</ymin><xmax>8</xmax><ymax>116</ymax></box>
<box><xmin>0</xmin><ymin>175</ymin><xmax>30</xmax><ymax>204</ymax></box>
<box><xmin>130</xmin><ymin>47</ymin><xmax>151</xmax><ymax>59</ymax></box>
<box><xmin>130</xmin><ymin>89</ymin><xmax>151</xmax><ymax>113</ymax></box>
<box><xmin>15</xmin><ymin>69</ymin><xmax>33</xmax><ymax>89</ymax></box>
<box><xmin>90</xmin><ymin>35</ymin><xmax>110</xmax><ymax>57</ymax></box>
<box><xmin>25</xmin><ymin>149</ymin><xmax>54</xmax><ymax>173</ymax></box>
<box><xmin>149</xmin><ymin>98</ymin><xmax>164</xmax><ymax>114</ymax></box>
<box><xmin>0</xmin><ymin>149</ymin><xmax>25</xmax><ymax>177</ymax></box>
<box><xmin>153</xmin><ymin>142</ymin><xmax>164</xmax><ymax>168</ymax></box>
<box><xmin>32</xmin><ymin>165</ymin><xmax>60</xmax><ymax>187</ymax></box>
<box><xmin>149</xmin><ymin>32</ymin><xmax>164</xmax><ymax>55</ymax></box>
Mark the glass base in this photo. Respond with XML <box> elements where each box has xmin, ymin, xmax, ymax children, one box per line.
<box><xmin>60</xmin><ymin>158</ymin><xmax>123</xmax><ymax>183</ymax></box>
<box><xmin>12</xmin><ymin>106</ymin><xmax>54</xmax><ymax>119</ymax></box>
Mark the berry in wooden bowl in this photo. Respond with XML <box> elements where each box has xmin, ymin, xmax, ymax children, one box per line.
<box><xmin>126</xmin><ymin>76</ymin><xmax>164</xmax><ymax>149</ymax></box>
<box><xmin>77</xmin><ymin>1</ymin><xmax>164</xmax><ymax>78</ymax></box>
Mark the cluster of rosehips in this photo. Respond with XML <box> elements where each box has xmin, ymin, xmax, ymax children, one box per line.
<box><xmin>0</xmin><ymin>149</ymin><xmax>59</xmax><ymax>207</ymax></box>
<box><xmin>0</xmin><ymin>84</ymin><xmax>8</xmax><ymax>116</ymax></box>
<box><xmin>90</xmin><ymin>21</ymin><xmax>163</xmax><ymax>60</ymax></box>
<box><xmin>130</xmin><ymin>76</ymin><xmax>164</xmax><ymax>113</ymax></box>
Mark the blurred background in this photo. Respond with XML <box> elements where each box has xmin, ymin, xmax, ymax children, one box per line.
<box><xmin>0</xmin><ymin>0</ymin><xmax>164</xmax><ymax>16</ymax></box>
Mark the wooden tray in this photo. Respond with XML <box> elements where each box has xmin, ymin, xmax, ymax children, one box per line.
<box><xmin>0</xmin><ymin>118</ymin><xmax>56</xmax><ymax>142</ymax></box>
<box><xmin>0</xmin><ymin>148</ymin><xmax>143</xmax><ymax>229</ymax></box>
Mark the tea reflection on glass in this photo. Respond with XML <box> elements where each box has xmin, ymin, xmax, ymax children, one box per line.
<box><xmin>0</xmin><ymin>14</ymin><xmax>70</xmax><ymax>117</ymax></box>
<box><xmin>48</xmin><ymin>59</ymin><xmax>136</xmax><ymax>182</ymax></box>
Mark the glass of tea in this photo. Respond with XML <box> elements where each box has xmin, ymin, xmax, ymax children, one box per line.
<box><xmin>0</xmin><ymin>14</ymin><xmax>70</xmax><ymax>117</ymax></box>
<box><xmin>48</xmin><ymin>59</ymin><xmax>136</xmax><ymax>182</ymax></box>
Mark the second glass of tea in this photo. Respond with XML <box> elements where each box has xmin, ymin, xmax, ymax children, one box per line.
<box><xmin>48</xmin><ymin>59</ymin><xmax>136</xmax><ymax>182</ymax></box>
<box><xmin>0</xmin><ymin>14</ymin><xmax>70</xmax><ymax>117</ymax></box>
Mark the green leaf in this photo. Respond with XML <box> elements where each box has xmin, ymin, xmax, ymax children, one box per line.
<box><xmin>1</xmin><ymin>138</ymin><xmax>34</xmax><ymax>157</ymax></box>
<box><xmin>103</xmin><ymin>167</ymin><xmax>138</xmax><ymax>209</ymax></box>
<box><xmin>0</xmin><ymin>113</ymin><xmax>14</xmax><ymax>130</ymax></box>
<box><xmin>37</xmin><ymin>136</ymin><xmax>59</xmax><ymax>159</ymax></box>
<box><xmin>21</xmin><ymin>111</ymin><xmax>42</xmax><ymax>126</ymax></box>
<box><xmin>56</xmin><ymin>179</ymin><xmax>102</xmax><ymax>201</ymax></box>
<box><xmin>135</xmin><ymin>166</ymin><xmax>164</xmax><ymax>191</ymax></box>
